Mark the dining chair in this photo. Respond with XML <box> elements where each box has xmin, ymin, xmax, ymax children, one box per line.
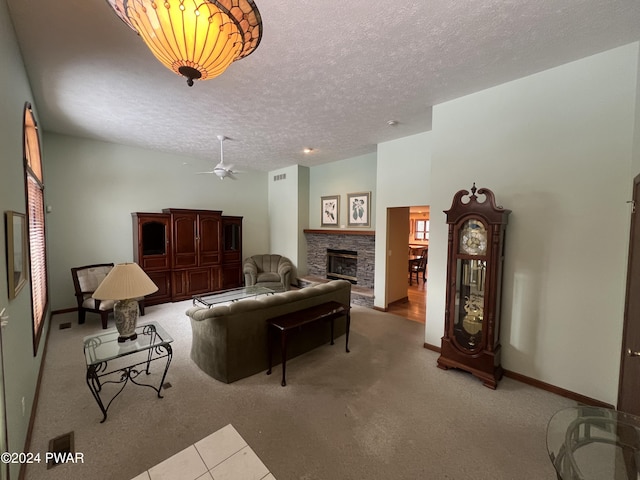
<box><xmin>409</xmin><ymin>249</ymin><xmax>428</xmax><ymax>285</ymax></box>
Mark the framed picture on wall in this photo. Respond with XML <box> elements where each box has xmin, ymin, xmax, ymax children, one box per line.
<box><xmin>321</xmin><ymin>195</ymin><xmax>340</xmax><ymax>227</ymax></box>
<box><xmin>347</xmin><ymin>192</ymin><xmax>371</xmax><ymax>227</ymax></box>
<box><xmin>5</xmin><ymin>211</ymin><xmax>27</xmax><ymax>299</ymax></box>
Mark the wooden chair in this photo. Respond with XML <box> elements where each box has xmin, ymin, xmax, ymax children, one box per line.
<box><xmin>409</xmin><ymin>249</ymin><xmax>428</xmax><ymax>285</ymax></box>
<box><xmin>71</xmin><ymin>263</ymin><xmax>146</xmax><ymax>329</ymax></box>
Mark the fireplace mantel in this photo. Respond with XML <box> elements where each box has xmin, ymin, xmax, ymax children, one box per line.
<box><xmin>303</xmin><ymin>229</ymin><xmax>375</xmax><ymax>236</ymax></box>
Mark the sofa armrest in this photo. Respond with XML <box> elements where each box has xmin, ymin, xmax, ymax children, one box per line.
<box><xmin>278</xmin><ymin>259</ymin><xmax>293</xmax><ymax>290</ymax></box>
<box><xmin>243</xmin><ymin>258</ymin><xmax>258</xmax><ymax>286</ymax></box>
<box><xmin>277</xmin><ymin>259</ymin><xmax>292</xmax><ymax>276</ymax></box>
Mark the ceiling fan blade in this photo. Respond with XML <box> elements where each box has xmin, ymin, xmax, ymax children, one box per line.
<box><xmin>195</xmin><ymin>171</ymin><xmax>215</xmax><ymax>174</ymax></box>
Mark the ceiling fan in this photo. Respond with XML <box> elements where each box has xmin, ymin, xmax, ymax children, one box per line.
<box><xmin>197</xmin><ymin>135</ymin><xmax>240</xmax><ymax>180</ymax></box>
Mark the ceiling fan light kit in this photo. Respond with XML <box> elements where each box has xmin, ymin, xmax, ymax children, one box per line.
<box><xmin>197</xmin><ymin>135</ymin><xmax>241</xmax><ymax>180</ymax></box>
<box><xmin>105</xmin><ymin>0</ymin><xmax>262</xmax><ymax>86</ymax></box>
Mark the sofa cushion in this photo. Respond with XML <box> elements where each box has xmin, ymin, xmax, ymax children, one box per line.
<box><xmin>82</xmin><ymin>298</ymin><xmax>115</xmax><ymax>311</ymax></box>
<box><xmin>257</xmin><ymin>272</ymin><xmax>281</xmax><ymax>283</ymax></box>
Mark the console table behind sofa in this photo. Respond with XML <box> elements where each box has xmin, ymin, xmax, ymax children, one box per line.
<box><xmin>185</xmin><ymin>280</ymin><xmax>352</xmax><ymax>383</ymax></box>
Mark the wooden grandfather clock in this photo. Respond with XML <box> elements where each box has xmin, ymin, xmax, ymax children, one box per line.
<box><xmin>437</xmin><ymin>184</ymin><xmax>510</xmax><ymax>389</ymax></box>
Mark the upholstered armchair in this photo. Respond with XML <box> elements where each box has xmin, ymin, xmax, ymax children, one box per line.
<box><xmin>243</xmin><ymin>254</ymin><xmax>293</xmax><ymax>292</ymax></box>
<box><xmin>71</xmin><ymin>263</ymin><xmax>145</xmax><ymax>329</ymax></box>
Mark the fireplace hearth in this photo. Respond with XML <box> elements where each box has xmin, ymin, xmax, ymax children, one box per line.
<box><xmin>327</xmin><ymin>249</ymin><xmax>358</xmax><ymax>284</ymax></box>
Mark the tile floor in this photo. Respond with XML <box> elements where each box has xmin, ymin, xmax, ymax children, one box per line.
<box><xmin>129</xmin><ymin>424</ymin><xmax>276</xmax><ymax>480</ymax></box>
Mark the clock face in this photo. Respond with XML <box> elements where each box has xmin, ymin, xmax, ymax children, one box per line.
<box><xmin>459</xmin><ymin>219</ymin><xmax>487</xmax><ymax>255</ymax></box>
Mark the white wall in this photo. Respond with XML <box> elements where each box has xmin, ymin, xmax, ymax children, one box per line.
<box><xmin>426</xmin><ymin>43</ymin><xmax>638</xmax><ymax>405</ymax></box>
<box><xmin>374</xmin><ymin>132</ymin><xmax>432</xmax><ymax>308</ymax></box>
<box><xmin>44</xmin><ymin>133</ymin><xmax>269</xmax><ymax>311</ymax></box>
<box><xmin>268</xmin><ymin>165</ymin><xmax>308</xmax><ymax>278</ymax></box>
<box><xmin>308</xmin><ymin>153</ymin><xmax>377</xmax><ymax>229</ymax></box>
<box><xmin>297</xmin><ymin>166</ymin><xmax>310</xmax><ymax>275</ymax></box>
<box><xmin>0</xmin><ymin>1</ymin><xmax>49</xmax><ymax>476</ymax></box>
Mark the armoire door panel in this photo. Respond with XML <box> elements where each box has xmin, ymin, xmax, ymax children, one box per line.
<box><xmin>171</xmin><ymin>271</ymin><xmax>188</xmax><ymax>299</ymax></box>
<box><xmin>221</xmin><ymin>263</ymin><xmax>242</xmax><ymax>289</ymax></box>
<box><xmin>145</xmin><ymin>270</ymin><xmax>172</xmax><ymax>305</ymax></box>
<box><xmin>187</xmin><ymin>268</ymin><xmax>213</xmax><ymax>295</ymax></box>
<box><xmin>142</xmin><ymin>255</ymin><xmax>170</xmax><ymax>270</ymax></box>
<box><xmin>133</xmin><ymin>213</ymin><xmax>172</xmax><ymax>271</ymax></box>
<box><xmin>199</xmin><ymin>214</ymin><xmax>221</xmax><ymax>266</ymax></box>
<box><xmin>173</xmin><ymin>214</ymin><xmax>198</xmax><ymax>268</ymax></box>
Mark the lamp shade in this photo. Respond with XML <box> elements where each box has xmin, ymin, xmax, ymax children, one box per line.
<box><xmin>93</xmin><ymin>263</ymin><xmax>158</xmax><ymax>300</ymax></box>
<box><xmin>105</xmin><ymin>0</ymin><xmax>262</xmax><ymax>86</ymax></box>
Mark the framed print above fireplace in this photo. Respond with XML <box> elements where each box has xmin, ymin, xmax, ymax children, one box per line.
<box><xmin>321</xmin><ymin>195</ymin><xmax>340</xmax><ymax>227</ymax></box>
<box><xmin>347</xmin><ymin>192</ymin><xmax>371</xmax><ymax>227</ymax></box>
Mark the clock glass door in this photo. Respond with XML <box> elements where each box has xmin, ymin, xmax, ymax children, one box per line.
<box><xmin>454</xmin><ymin>258</ymin><xmax>487</xmax><ymax>349</ymax></box>
<box><xmin>454</xmin><ymin>218</ymin><xmax>487</xmax><ymax>351</ymax></box>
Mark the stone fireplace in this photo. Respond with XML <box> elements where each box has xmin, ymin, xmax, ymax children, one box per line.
<box><xmin>326</xmin><ymin>249</ymin><xmax>358</xmax><ymax>283</ymax></box>
<box><xmin>303</xmin><ymin>229</ymin><xmax>375</xmax><ymax>307</ymax></box>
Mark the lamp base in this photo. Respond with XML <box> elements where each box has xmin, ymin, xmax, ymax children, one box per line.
<box><xmin>117</xmin><ymin>333</ymin><xmax>138</xmax><ymax>343</ymax></box>
<box><xmin>114</xmin><ymin>298</ymin><xmax>140</xmax><ymax>342</ymax></box>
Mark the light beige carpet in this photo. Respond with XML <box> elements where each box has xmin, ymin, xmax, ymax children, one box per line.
<box><xmin>24</xmin><ymin>300</ymin><xmax>575</xmax><ymax>480</ymax></box>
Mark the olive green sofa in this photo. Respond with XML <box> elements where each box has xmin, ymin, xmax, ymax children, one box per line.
<box><xmin>185</xmin><ymin>280</ymin><xmax>352</xmax><ymax>383</ymax></box>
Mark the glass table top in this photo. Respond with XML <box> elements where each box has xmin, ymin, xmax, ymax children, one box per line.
<box><xmin>83</xmin><ymin>321</ymin><xmax>173</xmax><ymax>366</ymax></box>
<box><xmin>547</xmin><ymin>406</ymin><xmax>640</xmax><ymax>479</ymax></box>
<box><xmin>193</xmin><ymin>286</ymin><xmax>275</xmax><ymax>308</ymax></box>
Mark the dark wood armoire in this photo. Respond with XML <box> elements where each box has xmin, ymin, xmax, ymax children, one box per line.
<box><xmin>132</xmin><ymin>208</ymin><xmax>243</xmax><ymax>305</ymax></box>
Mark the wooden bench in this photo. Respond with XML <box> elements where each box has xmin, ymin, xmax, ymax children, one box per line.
<box><xmin>266</xmin><ymin>301</ymin><xmax>350</xmax><ymax>386</ymax></box>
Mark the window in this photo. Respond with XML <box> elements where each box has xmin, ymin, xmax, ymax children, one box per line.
<box><xmin>23</xmin><ymin>103</ymin><xmax>48</xmax><ymax>354</ymax></box>
<box><xmin>414</xmin><ymin>219</ymin><xmax>429</xmax><ymax>241</ymax></box>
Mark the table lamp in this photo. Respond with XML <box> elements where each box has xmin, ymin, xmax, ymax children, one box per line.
<box><xmin>92</xmin><ymin>263</ymin><xmax>158</xmax><ymax>342</ymax></box>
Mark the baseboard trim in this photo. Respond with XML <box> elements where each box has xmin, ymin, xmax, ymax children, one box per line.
<box><xmin>423</xmin><ymin>342</ymin><xmax>440</xmax><ymax>353</ymax></box>
<box><xmin>388</xmin><ymin>297</ymin><xmax>409</xmax><ymax>307</ymax></box>
<box><xmin>502</xmin><ymin>370</ymin><xmax>615</xmax><ymax>408</ymax></box>
<box><xmin>51</xmin><ymin>307</ymin><xmax>76</xmax><ymax>315</ymax></box>
<box><xmin>422</xmin><ymin>343</ymin><xmax>614</xmax><ymax>408</ymax></box>
<box><xmin>372</xmin><ymin>306</ymin><xmax>387</xmax><ymax>312</ymax></box>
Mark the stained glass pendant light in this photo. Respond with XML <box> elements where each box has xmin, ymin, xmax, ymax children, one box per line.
<box><xmin>106</xmin><ymin>0</ymin><xmax>262</xmax><ymax>86</ymax></box>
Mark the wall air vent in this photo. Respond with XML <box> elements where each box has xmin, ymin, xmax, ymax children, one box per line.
<box><xmin>273</xmin><ymin>173</ymin><xmax>287</xmax><ymax>181</ymax></box>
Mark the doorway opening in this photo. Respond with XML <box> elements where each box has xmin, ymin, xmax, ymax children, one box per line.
<box><xmin>386</xmin><ymin>206</ymin><xmax>429</xmax><ymax>323</ymax></box>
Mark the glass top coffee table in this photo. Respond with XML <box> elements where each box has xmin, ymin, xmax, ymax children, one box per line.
<box><xmin>547</xmin><ymin>406</ymin><xmax>640</xmax><ymax>479</ymax></box>
<box><xmin>192</xmin><ymin>286</ymin><xmax>275</xmax><ymax>308</ymax></box>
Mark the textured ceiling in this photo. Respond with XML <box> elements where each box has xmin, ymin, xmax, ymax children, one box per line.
<box><xmin>6</xmin><ymin>0</ymin><xmax>640</xmax><ymax>173</ymax></box>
